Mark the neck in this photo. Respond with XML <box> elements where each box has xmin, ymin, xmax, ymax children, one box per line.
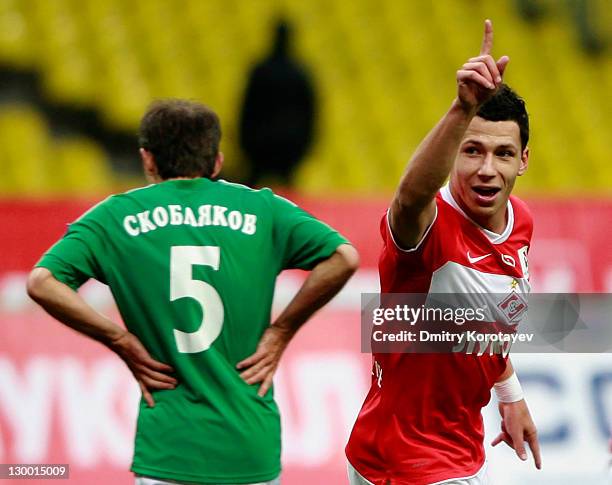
<box><xmin>471</xmin><ymin>208</ymin><xmax>507</xmax><ymax>234</ymax></box>
<box><xmin>148</xmin><ymin>175</ymin><xmax>202</xmax><ymax>184</ymax></box>
<box><xmin>165</xmin><ymin>176</ymin><xmax>199</xmax><ymax>181</ymax></box>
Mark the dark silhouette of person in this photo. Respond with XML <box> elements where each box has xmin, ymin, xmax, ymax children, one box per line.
<box><xmin>515</xmin><ymin>0</ymin><xmax>605</xmax><ymax>54</ymax></box>
<box><xmin>239</xmin><ymin>20</ymin><xmax>316</xmax><ymax>186</ymax></box>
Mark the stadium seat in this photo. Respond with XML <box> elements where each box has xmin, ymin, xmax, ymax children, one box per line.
<box><xmin>0</xmin><ymin>0</ymin><xmax>609</xmax><ymax>195</ymax></box>
<box><xmin>0</xmin><ymin>104</ymin><xmax>115</xmax><ymax>196</ymax></box>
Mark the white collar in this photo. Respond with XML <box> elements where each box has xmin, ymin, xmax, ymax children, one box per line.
<box><xmin>440</xmin><ymin>184</ymin><xmax>514</xmax><ymax>244</ymax></box>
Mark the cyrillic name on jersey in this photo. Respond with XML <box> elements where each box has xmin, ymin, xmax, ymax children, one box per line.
<box><xmin>123</xmin><ymin>205</ymin><xmax>257</xmax><ymax>237</ymax></box>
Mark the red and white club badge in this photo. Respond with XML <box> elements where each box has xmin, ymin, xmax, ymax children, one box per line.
<box><xmin>498</xmin><ymin>292</ymin><xmax>528</xmax><ymax>323</ymax></box>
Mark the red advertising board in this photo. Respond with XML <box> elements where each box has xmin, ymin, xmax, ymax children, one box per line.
<box><xmin>1</xmin><ymin>196</ymin><xmax>611</xmax><ymax>484</ymax></box>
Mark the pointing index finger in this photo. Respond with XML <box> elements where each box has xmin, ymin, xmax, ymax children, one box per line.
<box><xmin>480</xmin><ymin>19</ymin><xmax>494</xmax><ymax>56</ymax></box>
<box><xmin>527</xmin><ymin>433</ymin><xmax>542</xmax><ymax>469</ymax></box>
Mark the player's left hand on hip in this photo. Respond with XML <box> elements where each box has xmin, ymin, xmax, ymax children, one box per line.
<box><xmin>492</xmin><ymin>400</ymin><xmax>542</xmax><ymax>470</ymax></box>
<box><xmin>236</xmin><ymin>326</ymin><xmax>291</xmax><ymax>397</ymax></box>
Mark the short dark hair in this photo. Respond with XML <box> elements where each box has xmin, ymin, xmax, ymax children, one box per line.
<box><xmin>138</xmin><ymin>99</ymin><xmax>221</xmax><ymax>179</ymax></box>
<box><xmin>477</xmin><ymin>84</ymin><xmax>529</xmax><ymax>149</ymax></box>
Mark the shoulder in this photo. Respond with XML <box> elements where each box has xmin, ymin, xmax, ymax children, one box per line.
<box><xmin>76</xmin><ymin>184</ymin><xmax>161</xmax><ymax>224</ymax></box>
<box><xmin>509</xmin><ymin>195</ymin><xmax>532</xmax><ymax>220</ymax></box>
<box><xmin>216</xmin><ymin>179</ymin><xmax>285</xmax><ymax>203</ymax></box>
<box><xmin>435</xmin><ymin>192</ymin><xmax>461</xmax><ymax>217</ymax></box>
<box><xmin>433</xmin><ymin>193</ymin><xmax>467</xmax><ymax>235</ymax></box>
<box><xmin>215</xmin><ymin>179</ymin><xmax>297</xmax><ymax>213</ymax></box>
<box><xmin>216</xmin><ymin>179</ymin><xmax>262</xmax><ymax>194</ymax></box>
<box><xmin>105</xmin><ymin>183</ymin><xmax>158</xmax><ymax>207</ymax></box>
<box><xmin>224</xmin><ymin>182</ymin><xmax>305</xmax><ymax>211</ymax></box>
<box><xmin>380</xmin><ymin>191</ymin><xmax>464</xmax><ymax>254</ymax></box>
<box><xmin>72</xmin><ymin>195</ymin><xmax>116</xmax><ymax>225</ymax></box>
<box><xmin>111</xmin><ymin>182</ymin><xmax>164</xmax><ymax>200</ymax></box>
<box><xmin>509</xmin><ymin>195</ymin><xmax>534</xmax><ymax>236</ymax></box>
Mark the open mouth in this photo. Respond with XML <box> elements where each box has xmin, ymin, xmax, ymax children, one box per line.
<box><xmin>472</xmin><ymin>186</ymin><xmax>501</xmax><ymax>196</ymax></box>
<box><xmin>472</xmin><ymin>186</ymin><xmax>501</xmax><ymax>204</ymax></box>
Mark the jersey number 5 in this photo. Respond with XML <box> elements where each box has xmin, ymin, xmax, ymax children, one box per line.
<box><xmin>170</xmin><ymin>246</ymin><xmax>224</xmax><ymax>353</ymax></box>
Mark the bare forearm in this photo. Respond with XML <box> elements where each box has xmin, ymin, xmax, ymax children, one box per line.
<box><xmin>388</xmin><ymin>100</ymin><xmax>477</xmax><ymax>248</ymax></box>
<box><xmin>395</xmin><ymin>99</ymin><xmax>475</xmax><ymax>210</ymax></box>
<box><xmin>273</xmin><ymin>244</ymin><xmax>358</xmax><ymax>337</ymax></box>
<box><xmin>27</xmin><ymin>268</ymin><xmax>125</xmax><ymax>346</ymax></box>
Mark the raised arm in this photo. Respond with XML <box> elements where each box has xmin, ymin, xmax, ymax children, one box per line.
<box><xmin>390</xmin><ymin>20</ymin><xmax>509</xmax><ymax>248</ymax></box>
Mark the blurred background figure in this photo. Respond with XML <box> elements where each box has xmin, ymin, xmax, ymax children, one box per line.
<box><xmin>516</xmin><ymin>0</ymin><xmax>608</xmax><ymax>54</ymax></box>
<box><xmin>239</xmin><ymin>19</ymin><xmax>316</xmax><ymax>187</ymax></box>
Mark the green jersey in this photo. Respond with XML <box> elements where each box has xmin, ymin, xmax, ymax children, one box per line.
<box><xmin>37</xmin><ymin>178</ymin><xmax>348</xmax><ymax>484</ymax></box>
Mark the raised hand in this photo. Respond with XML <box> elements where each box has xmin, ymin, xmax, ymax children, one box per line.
<box><xmin>457</xmin><ymin>19</ymin><xmax>510</xmax><ymax>111</ymax></box>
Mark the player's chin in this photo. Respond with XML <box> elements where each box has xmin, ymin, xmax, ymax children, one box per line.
<box><xmin>466</xmin><ymin>192</ymin><xmax>504</xmax><ymax>218</ymax></box>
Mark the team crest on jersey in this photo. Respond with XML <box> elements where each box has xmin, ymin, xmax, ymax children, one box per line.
<box><xmin>497</xmin><ymin>292</ymin><xmax>528</xmax><ymax>323</ymax></box>
<box><xmin>501</xmin><ymin>254</ymin><xmax>516</xmax><ymax>267</ymax></box>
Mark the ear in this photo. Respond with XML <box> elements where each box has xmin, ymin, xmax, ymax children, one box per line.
<box><xmin>517</xmin><ymin>147</ymin><xmax>529</xmax><ymax>176</ymax></box>
<box><xmin>140</xmin><ymin>148</ymin><xmax>160</xmax><ymax>183</ymax></box>
<box><xmin>211</xmin><ymin>152</ymin><xmax>224</xmax><ymax>178</ymax></box>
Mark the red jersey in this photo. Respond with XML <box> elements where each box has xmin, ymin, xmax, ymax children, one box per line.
<box><xmin>346</xmin><ymin>185</ymin><xmax>533</xmax><ymax>484</ymax></box>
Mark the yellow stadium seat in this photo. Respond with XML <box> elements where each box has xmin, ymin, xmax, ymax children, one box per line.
<box><xmin>0</xmin><ymin>104</ymin><xmax>115</xmax><ymax>196</ymax></box>
<box><xmin>0</xmin><ymin>0</ymin><xmax>610</xmax><ymax>195</ymax></box>
<box><xmin>55</xmin><ymin>137</ymin><xmax>115</xmax><ymax>195</ymax></box>
<box><xmin>0</xmin><ymin>105</ymin><xmax>52</xmax><ymax>195</ymax></box>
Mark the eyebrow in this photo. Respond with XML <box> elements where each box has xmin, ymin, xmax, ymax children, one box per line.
<box><xmin>462</xmin><ymin>139</ymin><xmax>518</xmax><ymax>150</ymax></box>
<box><xmin>495</xmin><ymin>144</ymin><xmax>518</xmax><ymax>151</ymax></box>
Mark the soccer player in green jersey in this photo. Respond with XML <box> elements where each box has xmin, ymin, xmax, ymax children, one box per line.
<box><xmin>27</xmin><ymin>99</ymin><xmax>359</xmax><ymax>485</ymax></box>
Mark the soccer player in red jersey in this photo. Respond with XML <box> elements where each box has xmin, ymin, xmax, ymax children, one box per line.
<box><xmin>345</xmin><ymin>20</ymin><xmax>542</xmax><ymax>484</ymax></box>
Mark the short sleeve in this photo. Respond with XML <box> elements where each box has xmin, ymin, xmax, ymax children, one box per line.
<box><xmin>36</xmin><ymin>203</ymin><xmax>109</xmax><ymax>290</ymax></box>
<box><xmin>380</xmin><ymin>200</ymin><xmax>441</xmax><ymax>273</ymax></box>
<box><xmin>271</xmin><ymin>193</ymin><xmax>350</xmax><ymax>271</ymax></box>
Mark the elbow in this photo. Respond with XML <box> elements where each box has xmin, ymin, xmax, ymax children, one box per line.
<box><xmin>337</xmin><ymin>244</ymin><xmax>360</xmax><ymax>276</ymax></box>
<box><xmin>26</xmin><ymin>267</ymin><xmax>52</xmax><ymax>302</ymax></box>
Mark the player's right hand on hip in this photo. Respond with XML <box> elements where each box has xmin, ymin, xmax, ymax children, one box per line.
<box><xmin>110</xmin><ymin>331</ymin><xmax>177</xmax><ymax>408</ymax></box>
<box><xmin>457</xmin><ymin>19</ymin><xmax>509</xmax><ymax>111</ymax></box>
<box><xmin>236</xmin><ymin>325</ymin><xmax>291</xmax><ymax>397</ymax></box>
